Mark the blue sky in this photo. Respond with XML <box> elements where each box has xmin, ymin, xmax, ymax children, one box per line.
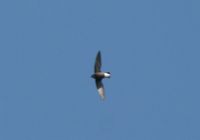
<box><xmin>0</xmin><ymin>0</ymin><xmax>200</xmax><ymax>139</ymax></box>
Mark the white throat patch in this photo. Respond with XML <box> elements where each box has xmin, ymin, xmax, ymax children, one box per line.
<box><xmin>104</xmin><ymin>73</ymin><xmax>111</xmax><ymax>78</ymax></box>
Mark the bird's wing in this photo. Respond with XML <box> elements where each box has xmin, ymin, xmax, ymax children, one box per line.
<box><xmin>96</xmin><ymin>79</ymin><xmax>105</xmax><ymax>100</ymax></box>
<box><xmin>94</xmin><ymin>51</ymin><xmax>102</xmax><ymax>73</ymax></box>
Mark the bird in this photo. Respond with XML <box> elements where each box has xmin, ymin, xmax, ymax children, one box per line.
<box><xmin>91</xmin><ymin>51</ymin><xmax>111</xmax><ymax>100</ymax></box>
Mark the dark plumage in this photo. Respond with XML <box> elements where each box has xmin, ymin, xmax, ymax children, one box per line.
<box><xmin>91</xmin><ymin>51</ymin><xmax>111</xmax><ymax>100</ymax></box>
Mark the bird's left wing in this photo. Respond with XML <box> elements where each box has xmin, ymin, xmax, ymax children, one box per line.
<box><xmin>95</xmin><ymin>79</ymin><xmax>105</xmax><ymax>100</ymax></box>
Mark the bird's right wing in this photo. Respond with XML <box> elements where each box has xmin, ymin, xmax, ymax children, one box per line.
<box><xmin>94</xmin><ymin>51</ymin><xmax>102</xmax><ymax>72</ymax></box>
<box><xmin>96</xmin><ymin>79</ymin><xmax>105</xmax><ymax>100</ymax></box>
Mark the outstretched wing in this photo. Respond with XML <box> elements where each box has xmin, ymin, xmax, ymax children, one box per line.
<box><xmin>95</xmin><ymin>79</ymin><xmax>105</xmax><ymax>100</ymax></box>
<box><xmin>94</xmin><ymin>51</ymin><xmax>102</xmax><ymax>72</ymax></box>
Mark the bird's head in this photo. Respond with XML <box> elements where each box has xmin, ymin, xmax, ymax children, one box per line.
<box><xmin>105</xmin><ymin>72</ymin><xmax>111</xmax><ymax>78</ymax></box>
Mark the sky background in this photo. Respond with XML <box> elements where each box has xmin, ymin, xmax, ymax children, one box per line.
<box><xmin>0</xmin><ymin>0</ymin><xmax>200</xmax><ymax>140</ymax></box>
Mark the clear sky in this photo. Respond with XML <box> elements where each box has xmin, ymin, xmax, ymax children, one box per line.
<box><xmin>0</xmin><ymin>0</ymin><xmax>200</xmax><ymax>140</ymax></box>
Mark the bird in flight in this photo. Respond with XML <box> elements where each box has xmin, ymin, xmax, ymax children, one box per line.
<box><xmin>91</xmin><ymin>51</ymin><xmax>111</xmax><ymax>100</ymax></box>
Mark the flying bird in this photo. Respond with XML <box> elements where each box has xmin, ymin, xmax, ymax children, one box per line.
<box><xmin>91</xmin><ymin>51</ymin><xmax>111</xmax><ymax>100</ymax></box>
